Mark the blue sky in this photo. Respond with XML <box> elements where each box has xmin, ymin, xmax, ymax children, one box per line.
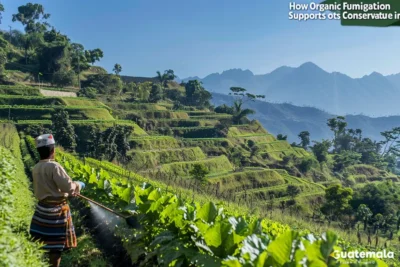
<box><xmin>1</xmin><ymin>0</ymin><xmax>399</xmax><ymax>78</ymax></box>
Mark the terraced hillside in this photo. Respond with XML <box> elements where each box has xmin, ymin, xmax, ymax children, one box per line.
<box><xmin>96</xmin><ymin>97</ymin><xmax>324</xmax><ymax>205</ymax></box>
<box><xmin>4</xmin><ymin>83</ymin><xmax>399</xmax><ymax>210</ymax></box>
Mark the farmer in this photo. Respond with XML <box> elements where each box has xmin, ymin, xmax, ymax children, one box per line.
<box><xmin>29</xmin><ymin>134</ymin><xmax>85</xmax><ymax>267</ymax></box>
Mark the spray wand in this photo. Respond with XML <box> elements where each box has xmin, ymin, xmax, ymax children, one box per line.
<box><xmin>76</xmin><ymin>193</ymin><xmax>140</xmax><ymax>228</ymax></box>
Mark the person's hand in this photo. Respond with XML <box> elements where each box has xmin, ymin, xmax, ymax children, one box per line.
<box><xmin>76</xmin><ymin>181</ymin><xmax>86</xmax><ymax>191</ymax></box>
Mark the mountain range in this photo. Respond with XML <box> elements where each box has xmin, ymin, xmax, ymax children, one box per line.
<box><xmin>211</xmin><ymin>92</ymin><xmax>400</xmax><ymax>143</ymax></box>
<box><xmin>182</xmin><ymin>62</ymin><xmax>400</xmax><ymax>117</ymax></box>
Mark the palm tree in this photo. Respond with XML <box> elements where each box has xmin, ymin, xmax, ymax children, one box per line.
<box><xmin>357</xmin><ymin>204</ymin><xmax>373</xmax><ymax>231</ymax></box>
<box><xmin>232</xmin><ymin>99</ymin><xmax>255</xmax><ymax>124</ymax></box>
<box><xmin>156</xmin><ymin>71</ymin><xmax>168</xmax><ymax>89</ymax></box>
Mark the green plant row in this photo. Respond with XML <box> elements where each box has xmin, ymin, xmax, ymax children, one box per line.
<box><xmin>127</xmin><ymin>147</ymin><xmax>207</xmax><ymax>170</ymax></box>
<box><xmin>0</xmin><ymin>124</ymin><xmax>47</xmax><ymax>267</ymax></box>
<box><xmin>129</xmin><ymin>135</ymin><xmax>181</xmax><ymax>150</ymax></box>
<box><xmin>56</xmin><ymin>151</ymin><xmax>387</xmax><ymax>266</ymax></box>
<box><xmin>1</xmin><ymin>106</ymin><xmax>114</xmax><ymax>121</ymax></box>
<box><xmin>159</xmin><ymin>155</ymin><xmax>234</xmax><ymax>177</ymax></box>
<box><xmin>0</xmin><ymin>104</ymin><xmax>108</xmax><ymax>109</ymax></box>
<box><xmin>0</xmin><ymin>86</ymin><xmax>41</xmax><ymax>96</ymax></box>
<box><xmin>208</xmin><ymin>169</ymin><xmax>287</xmax><ymax>193</ymax></box>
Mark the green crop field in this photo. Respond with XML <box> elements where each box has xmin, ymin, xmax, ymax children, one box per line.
<box><xmin>129</xmin><ymin>135</ymin><xmax>181</xmax><ymax>150</ymax></box>
<box><xmin>208</xmin><ymin>169</ymin><xmax>286</xmax><ymax>193</ymax></box>
<box><xmin>159</xmin><ymin>155</ymin><xmax>233</xmax><ymax>177</ymax></box>
<box><xmin>109</xmin><ymin>102</ymin><xmax>168</xmax><ymax>111</ymax></box>
<box><xmin>127</xmin><ymin>147</ymin><xmax>206</xmax><ymax>170</ymax></box>
<box><xmin>0</xmin><ymin>105</ymin><xmax>114</xmax><ymax>120</ymax></box>
<box><xmin>0</xmin><ymin>85</ymin><xmax>41</xmax><ymax>96</ymax></box>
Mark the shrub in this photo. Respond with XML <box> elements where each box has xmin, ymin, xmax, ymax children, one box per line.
<box><xmin>298</xmin><ymin>157</ymin><xmax>315</xmax><ymax>173</ymax></box>
<box><xmin>52</xmin><ymin>70</ymin><xmax>77</xmax><ymax>87</ymax></box>
<box><xmin>77</xmin><ymin>87</ymin><xmax>97</xmax><ymax>99</ymax></box>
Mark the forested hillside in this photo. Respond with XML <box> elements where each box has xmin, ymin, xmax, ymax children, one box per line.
<box><xmin>211</xmin><ymin>92</ymin><xmax>400</xmax><ymax>142</ymax></box>
<box><xmin>0</xmin><ymin>2</ymin><xmax>400</xmax><ymax>267</ymax></box>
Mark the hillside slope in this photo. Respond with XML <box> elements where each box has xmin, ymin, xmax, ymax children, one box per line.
<box><xmin>211</xmin><ymin>92</ymin><xmax>400</xmax><ymax>142</ymax></box>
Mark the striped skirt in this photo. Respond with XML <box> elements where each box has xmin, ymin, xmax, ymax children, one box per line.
<box><xmin>29</xmin><ymin>198</ymin><xmax>77</xmax><ymax>252</ymax></box>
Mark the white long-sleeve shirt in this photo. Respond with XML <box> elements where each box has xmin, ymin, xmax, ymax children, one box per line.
<box><xmin>32</xmin><ymin>159</ymin><xmax>81</xmax><ymax>200</ymax></box>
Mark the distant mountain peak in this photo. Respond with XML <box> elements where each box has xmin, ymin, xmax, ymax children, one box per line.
<box><xmin>298</xmin><ymin>62</ymin><xmax>325</xmax><ymax>71</ymax></box>
<box><xmin>221</xmin><ymin>68</ymin><xmax>254</xmax><ymax>76</ymax></box>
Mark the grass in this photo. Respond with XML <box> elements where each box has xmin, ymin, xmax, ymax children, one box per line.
<box><xmin>189</xmin><ymin>114</ymin><xmax>233</xmax><ymax>120</ymax></box>
<box><xmin>0</xmin><ymin>123</ymin><xmax>48</xmax><ymax>266</ymax></box>
<box><xmin>227</xmin><ymin>123</ymin><xmax>268</xmax><ymax>137</ymax></box>
<box><xmin>208</xmin><ymin>169</ymin><xmax>286</xmax><ymax>193</ymax></box>
<box><xmin>0</xmin><ymin>106</ymin><xmax>114</xmax><ymax>120</ymax></box>
<box><xmin>109</xmin><ymin>102</ymin><xmax>168</xmax><ymax>111</ymax></box>
<box><xmin>136</xmin><ymin>110</ymin><xmax>189</xmax><ymax>119</ymax></box>
<box><xmin>0</xmin><ymin>95</ymin><xmax>108</xmax><ymax>108</ymax></box>
<box><xmin>155</xmin><ymin>118</ymin><xmax>219</xmax><ymax>127</ymax></box>
<box><xmin>159</xmin><ymin>155</ymin><xmax>233</xmax><ymax>177</ymax></box>
<box><xmin>127</xmin><ymin>147</ymin><xmax>206</xmax><ymax>170</ymax></box>
<box><xmin>0</xmin><ymin>85</ymin><xmax>41</xmax><ymax>96</ymax></box>
<box><xmin>129</xmin><ymin>135</ymin><xmax>181</xmax><ymax>150</ymax></box>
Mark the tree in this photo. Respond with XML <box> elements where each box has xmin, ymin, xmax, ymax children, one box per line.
<box><xmin>229</xmin><ymin>87</ymin><xmax>265</xmax><ymax>102</ymax></box>
<box><xmin>51</xmin><ymin>109</ymin><xmax>76</xmax><ymax>151</ymax></box>
<box><xmin>20</xmin><ymin>32</ymin><xmax>43</xmax><ymax>64</ymax></box>
<box><xmin>189</xmin><ymin>164</ymin><xmax>209</xmax><ymax>186</ymax></box>
<box><xmin>149</xmin><ymin>83</ymin><xmax>163</xmax><ymax>103</ymax></box>
<box><xmin>333</xmin><ymin>150</ymin><xmax>362</xmax><ymax>172</ymax></box>
<box><xmin>156</xmin><ymin>70</ymin><xmax>168</xmax><ymax>88</ymax></box>
<box><xmin>298</xmin><ymin>157</ymin><xmax>315</xmax><ymax>173</ymax></box>
<box><xmin>12</xmin><ymin>3</ymin><xmax>51</xmax><ymax>33</ymax></box>
<box><xmin>113</xmin><ymin>63</ymin><xmax>122</xmax><ymax>76</ymax></box>
<box><xmin>82</xmin><ymin>74</ymin><xmax>123</xmax><ymax>95</ymax></box>
<box><xmin>156</xmin><ymin>69</ymin><xmax>176</xmax><ymax>88</ymax></box>
<box><xmin>311</xmin><ymin>139</ymin><xmax>332</xmax><ymax>163</ymax></box>
<box><xmin>71</xmin><ymin>43</ymin><xmax>90</xmax><ymax>75</ymax></box>
<box><xmin>232</xmin><ymin>99</ymin><xmax>255</xmax><ymax>124</ymax></box>
<box><xmin>321</xmin><ymin>184</ymin><xmax>353</xmax><ymax>224</ymax></box>
<box><xmin>287</xmin><ymin>185</ymin><xmax>301</xmax><ymax>199</ymax></box>
<box><xmin>85</xmin><ymin>48</ymin><xmax>104</xmax><ymax>65</ymax></box>
<box><xmin>327</xmin><ymin>116</ymin><xmax>347</xmax><ymax>152</ymax></box>
<box><xmin>52</xmin><ymin>70</ymin><xmax>77</xmax><ymax>87</ymax></box>
<box><xmin>228</xmin><ymin>87</ymin><xmax>264</xmax><ymax>124</ymax></box>
<box><xmin>215</xmin><ymin>104</ymin><xmax>234</xmax><ymax>114</ymax></box>
<box><xmin>357</xmin><ymin>204</ymin><xmax>373</xmax><ymax>231</ymax></box>
<box><xmin>298</xmin><ymin>131</ymin><xmax>310</xmax><ymax>149</ymax></box>
<box><xmin>184</xmin><ymin>80</ymin><xmax>211</xmax><ymax>108</ymax></box>
<box><xmin>77</xmin><ymin>87</ymin><xmax>97</xmax><ymax>99</ymax></box>
<box><xmin>0</xmin><ymin>4</ymin><xmax>4</xmax><ymax>25</ymax></box>
<box><xmin>276</xmin><ymin>134</ymin><xmax>287</xmax><ymax>141</ymax></box>
<box><xmin>165</xmin><ymin>69</ymin><xmax>176</xmax><ymax>81</ymax></box>
<box><xmin>380</xmin><ymin>127</ymin><xmax>400</xmax><ymax>157</ymax></box>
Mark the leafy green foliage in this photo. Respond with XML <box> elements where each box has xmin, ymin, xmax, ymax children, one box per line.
<box><xmin>113</xmin><ymin>63</ymin><xmax>122</xmax><ymax>75</ymax></box>
<box><xmin>57</xmin><ymin>152</ymin><xmax>385</xmax><ymax>267</ymax></box>
<box><xmin>298</xmin><ymin>130</ymin><xmax>310</xmax><ymax>149</ymax></box>
<box><xmin>189</xmin><ymin>163</ymin><xmax>209</xmax><ymax>184</ymax></box>
<box><xmin>149</xmin><ymin>83</ymin><xmax>163</xmax><ymax>103</ymax></box>
<box><xmin>77</xmin><ymin>86</ymin><xmax>97</xmax><ymax>99</ymax></box>
<box><xmin>184</xmin><ymin>80</ymin><xmax>211</xmax><ymax>108</ymax></box>
<box><xmin>333</xmin><ymin>150</ymin><xmax>362</xmax><ymax>172</ymax></box>
<box><xmin>286</xmin><ymin>184</ymin><xmax>301</xmax><ymax>199</ymax></box>
<box><xmin>82</xmin><ymin>74</ymin><xmax>123</xmax><ymax>95</ymax></box>
<box><xmin>311</xmin><ymin>139</ymin><xmax>331</xmax><ymax>163</ymax></box>
<box><xmin>12</xmin><ymin>3</ymin><xmax>50</xmax><ymax>33</ymax></box>
<box><xmin>51</xmin><ymin>109</ymin><xmax>77</xmax><ymax>151</ymax></box>
<box><xmin>321</xmin><ymin>184</ymin><xmax>353</xmax><ymax>223</ymax></box>
<box><xmin>0</xmin><ymin>126</ymin><xmax>47</xmax><ymax>266</ymax></box>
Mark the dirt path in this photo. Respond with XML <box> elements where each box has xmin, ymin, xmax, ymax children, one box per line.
<box><xmin>40</xmin><ymin>89</ymin><xmax>77</xmax><ymax>97</ymax></box>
